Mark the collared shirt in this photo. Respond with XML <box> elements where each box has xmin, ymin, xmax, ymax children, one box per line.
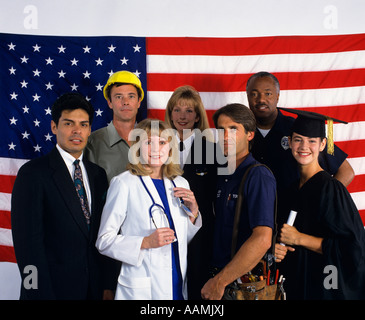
<box><xmin>85</xmin><ymin>122</ymin><xmax>130</xmax><ymax>183</ymax></box>
<box><xmin>175</xmin><ymin>132</ymin><xmax>195</xmax><ymax>169</ymax></box>
<box><xmin>211</xmin><ymin>153</ymin><xmax>276</xmax><ymax>269</ymax></box>
<box><xmin>56</xmin><ymin>144</ymin><xmax>92</xmax><ymax>211</ymax></box>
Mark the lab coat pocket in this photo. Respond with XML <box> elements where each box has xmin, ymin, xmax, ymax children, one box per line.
<box><xmin>117</xmin><ymin>274</ymin><xmax>152</xmax><ymax>300</ymax></box>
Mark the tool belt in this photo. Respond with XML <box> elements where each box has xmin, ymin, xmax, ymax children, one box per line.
<box><xmin>213</xmin><ymin>258</ymin><xmax>285</xmax><ymax>300</ymax></box>
<box><xmin>223</xmin><ymin>279</ymin><xmax>283</xmax><ymax>300</ymax></box>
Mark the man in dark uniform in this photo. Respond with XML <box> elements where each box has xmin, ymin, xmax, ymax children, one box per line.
<box><xmin>246</xmin><ymin>71</ymin><xmax>355</xmax><ymax>197</ymax></box>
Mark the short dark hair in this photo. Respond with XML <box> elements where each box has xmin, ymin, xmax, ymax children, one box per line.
<box><xmin>51</xmin><ymin>92</ymin><xmax>94</xmax><ymax>125</ymax></box>
<box><xmin>105</xmin><ymin>83</ymin><xmax>142</xmax><ymax>101</ymax></box>
<box><xmin>246</xmin><ymin>71</ymin><xmax>280</xmax><ymax>93</ymax></box>
<box><xmin>213</xmin><ymin>103</ymin><xmax>256</xmax><ymax>133</ymax></box>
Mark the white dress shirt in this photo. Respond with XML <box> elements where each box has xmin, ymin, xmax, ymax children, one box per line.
<box><xmin>175</xmin><ymin>132</ymin><xmax>195</xmax><ymax>169</ymax></box>
<box><xmin>56</xmin><ymin>144</ymin><xmax>92</xmax><ymax>212</ymax></box>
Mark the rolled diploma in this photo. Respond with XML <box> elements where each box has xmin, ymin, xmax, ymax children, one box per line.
<box><xmin>280</xmin><ymin>210</ymin><xmax>297</xmax><ymax>246</ymax></box>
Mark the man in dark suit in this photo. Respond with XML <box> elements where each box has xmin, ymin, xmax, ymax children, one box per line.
<box><xmin>11</xmin><ymin>93</ymin><xmax>114</xmax><ymax>300</ymax></box>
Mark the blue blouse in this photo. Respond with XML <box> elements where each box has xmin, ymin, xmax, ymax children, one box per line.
<box><xmin>152</xmin><ymin>178</ymin><xmax>184</xmax><ymax>300</ymax></box>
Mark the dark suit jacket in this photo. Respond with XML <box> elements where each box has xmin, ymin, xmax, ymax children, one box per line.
<box><xmin>11</xmin><ymin>147</ymin><xmax>112</xmax><ymax>300</ymax></box>
<box><xmin>183</xmin><ymin>137</ymin><xmax>223</xmax><ymax>299</ymax></box>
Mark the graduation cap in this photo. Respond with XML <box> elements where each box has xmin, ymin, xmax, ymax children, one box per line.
<box><xmin>278</xmin><ymin>107</ymin><xmax>348</xmax><ymax>155</ymax></box>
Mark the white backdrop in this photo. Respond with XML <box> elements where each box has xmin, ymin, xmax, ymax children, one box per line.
<box><xmin>1</xmin><ymin>0</ymin><xmax>364</xmax><ymax>37</ymax></box>
<box><xmin>1</xmin><ymin>0</ymin><xmax>364</xmax><ymax>300</ymax></box>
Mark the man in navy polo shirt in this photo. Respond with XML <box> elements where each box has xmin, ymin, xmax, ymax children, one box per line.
<box><xmin>201</xmin><ymin>103</ymin><xmax>276</xmax><ymax>300</ymax></box>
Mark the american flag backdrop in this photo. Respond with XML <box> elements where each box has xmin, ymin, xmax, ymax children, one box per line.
<box><xmin>1</xmin><ymin>32</ymin><xmax>365</xmax><ymax>264</ymax></box>
<box><xmin>0</xmin><ymin>33</ymin><xmax>147</xmax><ymax>262</ymax></box>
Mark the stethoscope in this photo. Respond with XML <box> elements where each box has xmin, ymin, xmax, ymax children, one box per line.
<box><xmin>139</xmin><ymin>176</ymin><xmax>193</xmax><ymax>231</ymax></box>
<box><xmin>139</xmin><ymin>176</ymin><xmax>175</xmax><ymax>230</ymax></box>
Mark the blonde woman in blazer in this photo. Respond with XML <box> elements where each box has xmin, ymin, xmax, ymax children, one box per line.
<box><xmin>96</xmin><ymin>119</ymin><xmax>201</xmax><ymax>300</ymax></box>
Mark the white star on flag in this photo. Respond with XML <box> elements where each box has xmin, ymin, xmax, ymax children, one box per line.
<box><xmin>9</xmin><ymin>117</ymin><xmax>18</xmax><ymax>125</ymax></box>
<box><xmin>133</xmin><ymin>44</ymin><xmax>141</xmax><ymax>52</ymax></box>
<box><xmin>95</xmin><ymin>58</ymin><xmax>103</xmax><ymax>65</ymax></box>
<box><xmin>33</xmin><ymin>44</ymin><xmax>41</xmax><ymax>52</ymax></box>
<box><xmin>9</xmin><ymin>67</ymin><xmax>16</xmax><ymax>75</ymax></box>
<box><xmin>58</xmin><ymin>45</ymin><xmax>66</xmax><ymax>53</ymax></box>
<box><xmin>32</xmin><ymin>93</ymin><xmax>41</xmax><ymax>101</ymax></box>
<box><xmin>120</xmin><ymin>57</ymin><xmax>128</xmax><ymax>65</ymax></box>
<box><xmin>83</xmin><ymin>46</ymin><xmax>91</xmax><ymax>53</ymax></box>
<box><xmin>108</xmin><ymin>44</ymin><xmax>116</xmax><ymax>52</ymax></box>
<box><xmin>22</xmin><ymin>131</ymin><xmax>30</xmax><ymax>139</ymax></box>
<box><xmin>20</xmin><ymin>56</ymin><xmax>29</xmax><ymax>63</ymax></box>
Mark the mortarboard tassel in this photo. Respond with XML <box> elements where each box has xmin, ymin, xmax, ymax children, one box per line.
<box><xmin>327</xmin><ymin>119</ymin><xmax>334</xmax><ymax>155</ymax></box>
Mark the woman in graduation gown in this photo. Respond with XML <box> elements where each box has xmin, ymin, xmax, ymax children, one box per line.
<box><xmin>275</xmin><ymin>108</ymin><xmax>365</xmax><ymax>300</ymax></box>
<box><xmin>96</xmin><ymin>119</ymin><xmax>201</xmax><ymax>300</ymax></box>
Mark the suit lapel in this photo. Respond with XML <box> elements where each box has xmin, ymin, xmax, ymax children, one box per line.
<box><xmin>49</xmin><ymin>148</ymin><xmax>89</xmax><ymax>239</ymax></box>
<box><xmin>83</xmin><ymin>160</ymin><xmax>100</xmax><ymax>236</ymax></box>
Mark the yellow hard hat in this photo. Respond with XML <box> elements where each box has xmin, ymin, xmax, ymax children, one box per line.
<box><xmin>103</xmin><ymin>70</ymin><xmax>144</xmax><ymax>101</ymax></box>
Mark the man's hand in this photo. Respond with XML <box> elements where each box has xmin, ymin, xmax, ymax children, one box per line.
<box><xmin>201</xmin><ymin>276</ymin><xmax>226</xmax><ymax>300</ymax></box>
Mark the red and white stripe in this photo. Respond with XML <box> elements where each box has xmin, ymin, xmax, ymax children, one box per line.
<box><xmin>0</xmin><ymin>158</ymin><xmax>27</xmax><ymax>262</ymax></box>
<box><xmin>146</xmin><ymin>35</ymin><xmax>365</xmax><ymax>223</ymax></box>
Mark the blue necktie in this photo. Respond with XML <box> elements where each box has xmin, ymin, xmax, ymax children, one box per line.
<box><xmin>73</xmin><ymin>160</ymin><xmax>91</xmax><ymax>227</ymax></box>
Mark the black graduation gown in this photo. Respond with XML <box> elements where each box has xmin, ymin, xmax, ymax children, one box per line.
<box><xmin>278</xmin><ymin>171</ymin><xmax>365</xmax><ymax>300</ymax></box>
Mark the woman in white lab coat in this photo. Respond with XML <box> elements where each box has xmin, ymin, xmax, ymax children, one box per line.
<box><xmin>96</xmin><ymin>119</ymin><xmax>202</xmax><ymax>300</ymax></box>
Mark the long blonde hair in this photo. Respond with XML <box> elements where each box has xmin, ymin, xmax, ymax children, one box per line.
<box><xmin>127</xmin><ymin>119</ymin><xmax>183</xmax><ymax>179</ymax></box>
